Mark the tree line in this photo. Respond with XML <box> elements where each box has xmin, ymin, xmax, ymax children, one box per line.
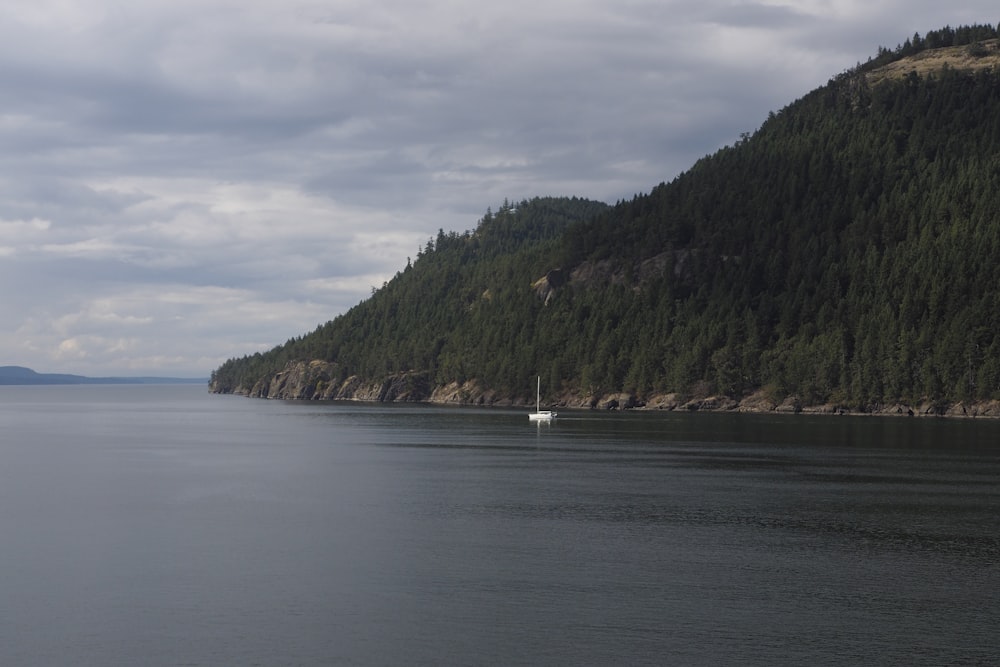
<box><xmin>213</xmin><ymin>28</ymin><xmax>1000</xmax><ymax>409</ymax></box>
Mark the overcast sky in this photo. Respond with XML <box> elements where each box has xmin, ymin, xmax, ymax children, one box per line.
<box><xmin>1</xmin><ymin>1</ymin><xmax>995</xmax><ymax>377</ymax></box>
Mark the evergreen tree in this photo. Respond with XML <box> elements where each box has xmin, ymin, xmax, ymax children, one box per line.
<box><xmin>212</xmin><ymin>27</ymin><xmax>1000</xmax><ymax>410</ymax></box>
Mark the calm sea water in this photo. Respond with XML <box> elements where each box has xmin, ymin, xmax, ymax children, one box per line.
<box><xmin>1</xmin><ymin>384</ymin><xmax>998</xmax><ymax>666</ymax></box>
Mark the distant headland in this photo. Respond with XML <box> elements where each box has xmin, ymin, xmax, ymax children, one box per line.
<box><xmin>0</xmin><ymin>365</ymin><xmax>206</xmax><ymax>386</ymax></box>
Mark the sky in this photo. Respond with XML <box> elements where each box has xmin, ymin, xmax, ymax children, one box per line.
<box><xmin>1</xmin><ymin>1</ymin><xmax>996</xmax><ymax>377</ymax></box>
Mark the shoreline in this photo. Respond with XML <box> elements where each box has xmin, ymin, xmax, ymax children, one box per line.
<box><xmin>213</xmin><ymin>389</ymin><xmax>1000</xmax><ymax>420</ymax></box>
<box><xmin>209</xmin><ymin>362</ymin><xmax>1000</xmax><ymax>419</ymax></box>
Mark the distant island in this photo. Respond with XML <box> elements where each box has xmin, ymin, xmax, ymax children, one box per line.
<box><xmin>0</xmin><ymin>366</ymin><xmax>206</xmax><ymax>386</ymax></box>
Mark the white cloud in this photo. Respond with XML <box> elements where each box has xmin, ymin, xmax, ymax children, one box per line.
<box><xmin>0</xmin><ymin>216</ymin><xmax>51</xmax><ymax>236</ymax></box>
<box><xmin>0</xmin><ymin>0</ymin><xmax>995</xmax><ymax>375</ymax></box>
<box><xmin>54</xmin><ymin>337</ymin><xmax>86</xmax><ymax>360</ymax></box>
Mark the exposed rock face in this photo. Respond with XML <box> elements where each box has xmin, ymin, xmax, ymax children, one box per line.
<box><xmin>536</xmin><ymin>252</ymin><xmax>688</xmax><ymax>303</ymax></box>
<box><xmin>645</xmin><ymin>393</ymin><xmax>681</xmax><ymax>410</ymax></box>
<box><xmin>531</xmin><ymin>268</ymin><xmax>566</xmax><ymax>305</ymax></box>
<box><xmin>218</xmin><ymin>359</ymin><xmax>1000</xmax><ymax>419</ymax></box>
<box><xmin>737</xmin><ymin>390</ymin><xmax>777</xmax><ymax>413</ymax></box>
<box><xmin>243</xmin><ymin>360</ymin><xmax>432</xmax><ymax>402</ymax></box>
<box><xmin>430</xmin><ymin>380</ymin><xmax>503</xmax><ymax>405</ymax></box>
<box><xmin>681</xmin><ymin>395</ymin><xmax>739</xmax><ymax>411</ymax></box>
<box><xmin>569</xmin><ymin>259</ymin><xmax>621</xmax><ymax>287</ymax></box>
<box><xmin>331</xmin><ymin>373</ymin><xmax>431</xmax><ymax>402</ymax></box>
<box><xmin>800</xmin><ymin>404</ymin><xmax>843</xmax><ymax>415</ymax></box>
<box><xmin>567</xmin><ymin>251</ymin><xmax>703</xmax><ymax>291</ymax></box>
<box><xmin>595</xmin><ymin>392</ymin><xmax>641</xmax><ymax>410</ymax></box>
<box><xmin>774</xmin><ymin>396</ymin><xmax>803</xmax><ymax>413</ymax></box>
<box><xmin>249</xmin><ymin>360</ymin><xmax>336</xmax><ymax>399</ymax></box>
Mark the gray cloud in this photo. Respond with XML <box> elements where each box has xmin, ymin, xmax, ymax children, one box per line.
<box><xmin>0</xmin><ymin>0</ymin><xmax>995</xmax><ymax>376</ymax></box>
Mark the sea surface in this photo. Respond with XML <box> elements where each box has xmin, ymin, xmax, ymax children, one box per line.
<box><xmin>1</xmin><ymin>384</ymin><xmax>998</xmax><ymax>666</ymax></box>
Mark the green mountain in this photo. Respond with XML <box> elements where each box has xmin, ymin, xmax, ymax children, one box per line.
<box><xmin>211</xmin><ymin>25</ymin><xmax>1000</xmax><ymax>415</ymax></box>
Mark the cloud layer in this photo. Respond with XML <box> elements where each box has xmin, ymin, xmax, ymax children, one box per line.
<box><xmin>1</xmin><ymin>1</ymin><xmax>995</xmax><ymax>376</ymax></box>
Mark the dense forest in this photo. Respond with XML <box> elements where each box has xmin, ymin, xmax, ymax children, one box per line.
<box><xmin>211</xmin><ymin>25</ymin><xmax>1000</xmax><ymax>411</ymax></box>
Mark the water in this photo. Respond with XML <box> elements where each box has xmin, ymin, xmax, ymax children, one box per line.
<box><xmin>1</xmin><ymin>385</ymin><xmax>998</xmax><ymax>665</ymax></box>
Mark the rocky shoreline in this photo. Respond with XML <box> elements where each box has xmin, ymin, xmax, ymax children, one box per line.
<box><xmin>209</xmin><ymin>360</ymin><xmax>1000</xmax><ymax>419</ymax></box>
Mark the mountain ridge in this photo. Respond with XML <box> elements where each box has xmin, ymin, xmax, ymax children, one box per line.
<box><xmin>209</xmin><ymin>24</ymin><xmax>1000</xmax><ymax>417</ymax></box>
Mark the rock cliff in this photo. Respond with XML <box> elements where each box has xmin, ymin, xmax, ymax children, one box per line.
<box><xmin>236</xmin><ymin>360</ymin><xmax>435</xmax><ymax>402</ymax></box>
<box><xmin>211</xmin><ymin>359</ymin><xmax>1000</xmax><ymax>419</ymax></box>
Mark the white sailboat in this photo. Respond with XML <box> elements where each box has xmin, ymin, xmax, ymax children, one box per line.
<box><xmin>528</xmin><ymin>376</ymin><xmax>556</xmax><ymax>421</ymax></box>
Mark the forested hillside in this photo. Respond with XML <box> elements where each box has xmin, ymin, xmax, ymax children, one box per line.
<box><xmin>211</xmin><ymin>25</ymin><xmax>1000</xmax><ymax>413</ymax></box>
